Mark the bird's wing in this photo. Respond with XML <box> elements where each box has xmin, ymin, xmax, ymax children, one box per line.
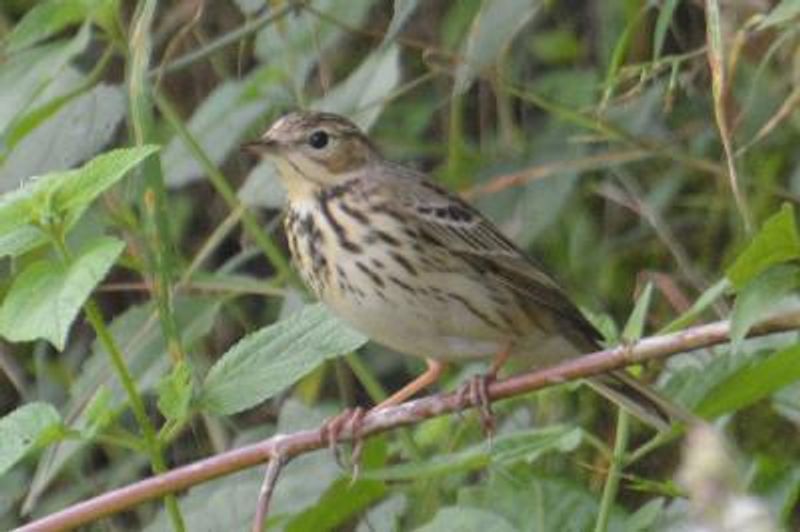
<box><xmin>373</xmin><ymin>173</ymin><xmax>602</xmax><ymax>348</ymax></box>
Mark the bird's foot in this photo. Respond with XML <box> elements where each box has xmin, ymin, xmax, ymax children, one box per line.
<box><xmin>456</xmin><ymin>372</ymin><xmax>496</xmax><ymax>437</ymax></box>
<box><xmin>319</xmin><ymin>406</ymin><xmax>367</xmax><ymax>480</ymax></box>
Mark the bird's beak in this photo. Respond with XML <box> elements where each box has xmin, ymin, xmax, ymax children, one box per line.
<box><xmin>241</xmin><ymin>137</ymin><xmax>278</xmax><ymax>156</ymax></box>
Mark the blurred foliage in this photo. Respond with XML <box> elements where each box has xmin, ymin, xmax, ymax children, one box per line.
<box><xmin>1</xmin><ymin>0</ymin><xmax>800</xmax><ymax>530</ymax></box>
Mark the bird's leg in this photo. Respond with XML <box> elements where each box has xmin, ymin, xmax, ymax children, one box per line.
<box><xmin>456</xmin><ymin>342</ymin><xmax>512</xmax><ymax>436</ymax></box>
<box><xmin>376</xmin><ymin>358</ymin><xmax>447</xmax><ymax>408</ymax></box>
<box><xmin>319</xmin><ymin>358</ymin><xmax>445</xmax><ymax>477</ymax></box>
<box><xmin>487</xmin><ymin>343</ymin><xmax>512</xmax><ymax>377</ymax></box>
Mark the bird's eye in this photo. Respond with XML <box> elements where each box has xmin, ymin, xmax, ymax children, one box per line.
<box><xmin>308</xmin><ymin>130</ymin><xmax>329</xmax><ymax>149</ymax></box>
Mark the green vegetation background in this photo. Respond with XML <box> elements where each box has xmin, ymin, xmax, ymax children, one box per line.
<box><xmin>1</xmin><ymin>0</ymin><xmax>800</xmax><ymax>530</ymax></box>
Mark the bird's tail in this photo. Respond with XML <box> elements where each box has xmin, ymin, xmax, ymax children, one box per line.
<box><xmin>586</xmin><ymin>371</ymin><xmax>698</xmax><ymax>431</ymax></box>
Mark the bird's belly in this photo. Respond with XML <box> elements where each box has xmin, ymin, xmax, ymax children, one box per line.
<box><xmin>324</xmin><ymin>288</ymin><xmax>504</xmax><ymax>361</ymax></box>
<box><xmin>321</xmin><ymin>260</ymin><xmax>524</xmax><ymax>361</ymax></box>
<box><xmin>325</xmin><ymin>289</ymin><xmax>582</xmax><ymax>367</ymax></box>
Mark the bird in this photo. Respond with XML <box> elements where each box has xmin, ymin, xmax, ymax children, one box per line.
<box><xmin>243</xmin><ymin>110</ymin><xmax>687</xmax><ymax>431</ymax></box>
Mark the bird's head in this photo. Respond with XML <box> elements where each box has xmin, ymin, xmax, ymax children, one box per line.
<box><xmin>244</xmin><ymin>111</ymin><xmax>379</xmax><ymax>200</ymax></box>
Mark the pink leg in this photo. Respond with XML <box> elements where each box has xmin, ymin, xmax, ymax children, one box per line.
<box><xmin>377</xmin><ymin>358</ymin><xmax>447</xmax><ymax>408</ymax></box>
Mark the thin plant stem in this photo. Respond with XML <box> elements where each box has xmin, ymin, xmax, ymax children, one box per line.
<box><xmin>83</xmin><ymin>301</ymin><xmax>186</xmax><ymax>531</ymax></box>
<box><xmin>49</xmin><ymin>231</ymin><xmax>185</xmax><ymax>531</ymax></box>
<box><xmin>129</xmin><ymin>0</ymin><xmax>186</xmax><ymax>364</ymax></box>
<box><xmin>580</xmin><ymin>431</ymin><xmax>613</xmax><ymax>462</ymax></box>
<box><xmin>503</xmin><ymin>83</ymin><xmax>727</xmax><ymax>178</ymax></box>
<box><xmin>252</xmin><ymin>453</ymin><xmax>287</xmax><ymax>532</ymax></box>
<box><xmin>594</xmin><ymin>410</ymin><xmax>630</xmax><ymax>532</ymax></box>
<box><xmin>627</xmin><ymin>429</ymin><xmax>681</xmax><ymax>466</ymax></box>
<box><xmin>300</xmin><ymin>0</ymin><xmax>735</xmax><ymax>182</ymax></box>
<box><xmin>154</xmin><ymin>93</ymin><xmax>295</xmax><ymax>283</ymax></box>
<box><xmin>705</xmin><ymin>0</ymin><xmax>753</xmax><ymax>233</ymax></box>
<box><xmin>151</xmin><ymin>3</ymin><xmax>295</xmax><ymax>77</ymax></box>
<box><xmin>344</xmin><ymin>353</ymin><xmax>388</xmax><ymax>404</ymax></box>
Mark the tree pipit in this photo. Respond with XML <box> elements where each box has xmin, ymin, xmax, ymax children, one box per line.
<box><xmin>244</xmin><ymin>111</ymin><xmax>688</xmax><ymax>445</ymax></box>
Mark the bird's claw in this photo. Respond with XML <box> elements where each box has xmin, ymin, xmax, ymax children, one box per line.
<box><xmin>319</xmin><ymin>406</ymin><xmax>367</xmax><ymax>480</ymax></box>
<box><xmin>456</xmin><ymin>373</ymin><xmax>496</xmax><ymax>438</ymax></box>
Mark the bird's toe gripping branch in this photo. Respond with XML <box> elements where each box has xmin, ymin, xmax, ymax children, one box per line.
<box><xmin>319</xmin><ymin>406</ymin><xmax>367</xmax><ymax>478</ymax></box>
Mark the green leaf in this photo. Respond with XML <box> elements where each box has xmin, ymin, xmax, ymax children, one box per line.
<box><xmin>0</xmin><ymin>403</ymin><xmax>63</xmax><ymax>477</ymax></box>
<box><xmin>1</xmin><ymin>80</ymin><xmax>127</xmax><ymax>187</ymax></box>
<box><xmin>530</xmin><ymin>29</ymin><xmax>582</xmax><ymax>65</ymax></box>
<box><xmin>366</xmin><ymin>446</ymin><xmax>488</xmax><ymax>482</ymax></box>
<box><xmin>162</xmin><ymin>78</ymin><xmax>273</xmax><ymax>187</ymax></box>
<box><xmin>697</xmin><ymin>343</ymin><xmax>800</xmax><ymax>418</ymax></box>
<box><xmin>0</xmin><ymin>146</ymin><xmax>159</xmax><ymax>257</ymax></box>
<box><xmin>491</xmin><ymin>425</ymin><xmax>583</xmax><ymax>463</ymax></box>
<box><xmin>459</xmin><ymin>472</ymin><xmax>630</xmax><ymax>531</ymax></box>
<box><xmin>757</xmin><ymin>0</ymin><xmax>800</xmax><ymax>29</ymax></box>
<box><xmin>653</xmin><ymin>0</ymin><xmax>680</xmax><ymax>60</ymax></box>
<box><xmin>0</xmin><ymin>236</ymin><xmax>124</xmax><ymax>349</ymax></box>
<box><xmin>157</xmin><ymin>360</ymin><xmax>194</xmax><ymax>423</ymax></box>
<box><xmin>365</xmin><ymin>426</ymin><xmax>582</xmax><ymax>481</ymax></box>
<box><xmin>749</xmin><ymin>456</ymin><xmax>800</xmax><ymax>522</ymax></box>
<box><xmin>453</xmin><ymin>0</ymin><xmax>541</xmax><ymax>95</ymax></box>
<box><xmin>0</xmin><ymin>27</ymin><xmax>90</xmax><ymax>136</ymax></box>
<box><xmin>81</xmin><ymin>387</ymin><xmax>116</xmax><ymax>439</ymax></box>
<box><xmin>660</xmin><ymin>321</ymin><xmax>800</xmax><ymax>413</ymax></box>
<box><xmin>74</xmin><ymin>297</ymin><xmax>221</xmax><ymax>408</ymax></box>
<box><xmin>478</xmin><ymin>126</ymin><xmax>583</xmax><ymax>245</ymax></box>
<box><xmin>602</xmin><ymin>8</ymin><xmax>644</xmax><ymax>99</ymax></box>
<box><xmin>661</xmin><ymin>278</ymin><xmax>730</xmax><ymax>333</ymax></box>
<box><xmin>5</xmin><ymin>0</ymin><xmax>88</xmax><ymax>53</ymax></box>
<box><xmin>286</xmin><ymin>478</ymin><xmax>386</xmax><ymax>531</ymax></box>
<box><xmin>622</xmin><ymin>282</ymin><xmax>654</xmax><ymax>342</ymax></box>
<box><xmin>253</xmin><ymin>0</ymin><xmax>373</xmax><ymax>88</ymax></box>
<box><xmin>726</xmin><ymin>204</ymin><xmax>800</xmax><ymax>288</ymax></box>
<box><xmin>313</xmin><ymin>44</ymin><xmax>401</xmax><ymax>131</ymax></box>
<box><xmin>56</xmin><ymin>145</ymin><xmax>159</xmax><ymax>217</ymax></box>
<box><xmin>0</xmin><ymin>225</ymin><xmax>46</xmax><ymax>260</ymax></box>
<box><xmin>26</xmin><ymin>297</ymin><xmax>221</xmax><ymax>509</ymax></box>
<box><xmin>625</xmin><ymin>499</ymin><xmax>665</xmax><ymax>531</ymax></box>
<box><xmin>286</xmin><ymin>436</ymin><xmax>387</xmax><ymax>531</ymax></box>
<box><xmin>416</xmin><ymin>507</ymin><xmax>518</xmax><ymax>532</ymax></box>
<box><xmin>237</xmin><ymin>160</ymin><xmax>285</xmax><ymax>209</ymax></box>
<box><xmin>729</xmin><ymin>265</ymin><xmax>799</xmax><ymax>351</ymax></box>
<box><xmin>201</xmin><ymin>304</ymin><xmax>367</xmax><ymax>415</ymax></box>
<box><xmin>355</xmin><ymin>494</ymin><xmax>407</xmax><ymax>532</ymax></box>
<box><xmin>662</xmin><ymin>349</ymin><xmax>747</xmax><ymax>412</ymax></box>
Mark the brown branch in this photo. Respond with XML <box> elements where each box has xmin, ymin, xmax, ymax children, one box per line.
<box><xmin>252</xmin><ymin>452</ymin><xmax>288</xmax><ymax>532</ymax></box>
<box><xmin>17</xmin><ymin>309</ymin><xmax>800</xmax><ymax>532</ymax></box>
